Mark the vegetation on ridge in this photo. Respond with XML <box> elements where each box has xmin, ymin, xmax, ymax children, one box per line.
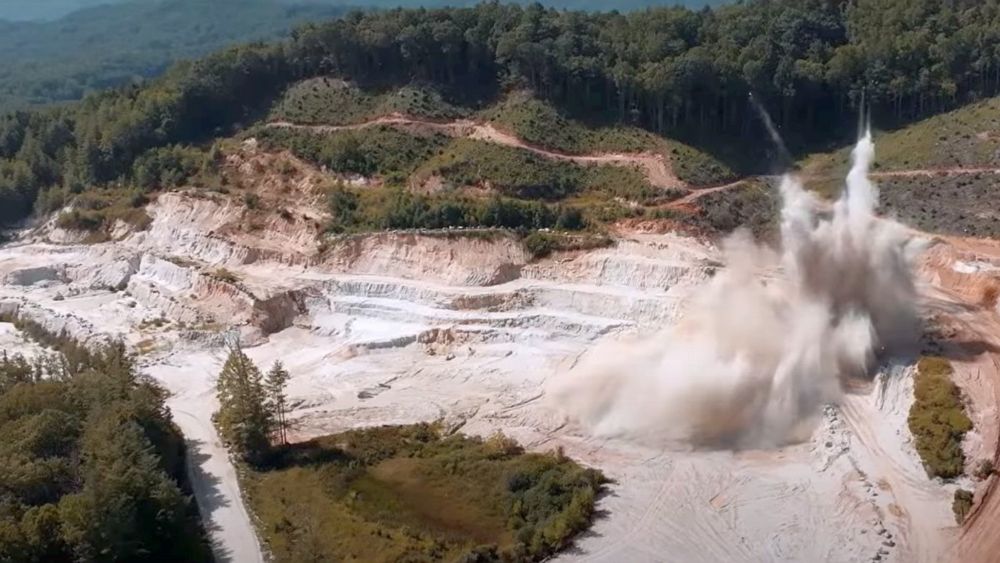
<box><xmin>908</xmin><ymin>356</ymin><xmax>973</xmax><ymax>480</ymax></box>
<box><xmin>269</xmin><ymin>79</ymin><xmax>470</xmax><ymax>125</ymax></box>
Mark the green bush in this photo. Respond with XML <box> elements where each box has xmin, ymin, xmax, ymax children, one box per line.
<box><xmin>523</xmin><ymin>233</ymin><xmax>555</xmax><ymax>258</ymax></box>
<box><xmin>909</xmin><ymin>357</ymin><xmax>973</xmax><ymax>479</ymax></box>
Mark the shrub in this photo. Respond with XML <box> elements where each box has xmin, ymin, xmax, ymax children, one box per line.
<box><xmin>209</xmin><ymin>268</ymin><xmax>240</xmax><ymax>284</ymax></box>
<box><xmin>56</xmin><ymin>209</ymin><xmax>104</xmax><ymax>232</ymax></box>
<box><xmin>132</xmin><ymin>145</ymin><xmax>210</xmax><ymax>190</ymax></box>
<box><xmin>523</xmin><ymin>233</ymin><xmax>554</xmax><ymax>258</ymax></box>
<box><xmin>974</xmin><ymin>459</ymin><xmax>995</xmax><ymax>480</ymax></box>
<box><xmin>243</xmin><ymin>193</ymin><xmax>261</xmax><ymax>209</ymax></box>
<box><xmin>53</xmin><ymin>188</ymin><xmax>152</xmax><ymax>235</ymax></box>
<box><xmin>522</xmin><ymin>232</ymin><xmax>613</xmax><ymax>259</ymax></box>
<box><xmin>908</xmin><ymin>357</ymin><xmax>973</xmax><ymax>479</ymax></box>
<box><xmin>982</xmin><ymin>285</ymin><xmax>999</xmax><ymax>308</ymax></box>
<box><xmin>953</xmin><ymin>488</ymin><xmax>974</xmax><ymax>524</ymax></box>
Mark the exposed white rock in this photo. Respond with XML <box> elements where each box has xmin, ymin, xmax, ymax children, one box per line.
<box><xmin>0</xmin><ymin>181</ymin><xmax>964</xmax><ymax>563</ymax></box>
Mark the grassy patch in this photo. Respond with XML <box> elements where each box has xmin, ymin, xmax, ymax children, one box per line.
<box><xmin>801</xmin><ymin>95</ymin><xmax>1000</xmax><ymax>205</ymax></box>
<box><xmin>875</xmin><ymin>175</ymin><xmax>1000</xmax><ymax>238</ymax></box>
<box><xmin>481</xmin><ymin>92</ymin><xmax>652</xmax><ymax>155</ymax></box>
<box><xmin>691</xmin><ymin>179</ymin><xmax>779</xmax><ymax>237</ymax></box>
<box><xmin>269</xmin><ymin>78</ymin><xmax>469</xmax><ymax>125</ymax></box>
<box><xmin>54</xmin><ymin>188</ymin><xmax>152</xmax><ymax>236</ymax></box>
<box><xmin>243</xmin><ymin>424</ymin><xmax>606</xmax><ymax>562</ymax></box>
<box><xmin>908</xmin><ymin>357</ymin><xmax>973</xmax><ymax>480</ymax></box>
<box><xmin>417</xmin><ymin>138</ymin><xmax>657</xmax><ymax>202</ymax></box>
<box><xmin>666</xmin><ymin>141</ymin><xmax>737</xmax><ymax>187</ymax></box>
<box><xmin>875</xmin><ymin>97</ymin><xmax>1000</xmax><ymax>171</ymax></box>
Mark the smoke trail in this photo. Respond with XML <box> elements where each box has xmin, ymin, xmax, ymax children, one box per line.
<box><xmin>548</xmin><ymin>130</ymin><xmax>922</xmax><ymax>448</ymax></box>
<box><xmin>749</xmin><ymin>92</ymin><xmax>793</xmax><ymax>169</ymax></box>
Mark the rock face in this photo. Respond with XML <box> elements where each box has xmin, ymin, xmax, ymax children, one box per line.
<box><xmin>319</xmin><ymin>232</ymin><xmax>532</xmax><ymax>286</ymax></box>
<box><xmin>4</xmin><ymin>265</ymin><xmax>66</xmax><ymax>286</ymax></box>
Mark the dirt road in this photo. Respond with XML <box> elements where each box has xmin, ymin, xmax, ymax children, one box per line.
<box><xmin>147</xmin><ymin>352</ymin><xmax>266</xmax><ymax>563</ymax></box>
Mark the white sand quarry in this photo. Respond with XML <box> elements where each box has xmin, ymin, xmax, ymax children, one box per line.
<box><xmin>0</xmin><ymin>143</ymin><xmax>993</xmax><ymax>562</ymax></box>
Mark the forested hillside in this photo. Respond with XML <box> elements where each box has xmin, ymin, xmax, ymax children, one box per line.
<box><xmin>1</xmin><ymin>0</ymin><xmax>999</xmax><ymax>230</ymax></box>
<box><xmin>0</xmin><ymin>0</ymin><xmax>727</xmax><ymax>23</ymax></box>
<box><xmin>0</xmin><ymin>0</ymin><xmax>128</xmax><ymax>21</ymax></box>
<box><xmin>0</xmin><ymin>0</ymin><xmax>348</xmax><ymax>112</ymax></box>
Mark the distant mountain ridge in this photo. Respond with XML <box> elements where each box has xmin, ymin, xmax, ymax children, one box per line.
<box><xmin>0</xmin><ymin>0</ymin><xmax>349</xmax><ymax>111</ymax></box>
<box><xmin>2</xmin><ymin>0</ymin><xmax>729</xmax><ymax>22</ymax></box>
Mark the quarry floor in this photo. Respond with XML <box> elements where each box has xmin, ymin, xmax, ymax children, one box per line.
<box><xmin>0</xmin><ymin>181</ymin><xmax>998</xmax><ymax>562</ymax></box>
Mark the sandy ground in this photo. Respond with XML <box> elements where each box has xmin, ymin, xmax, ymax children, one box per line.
<box><xmin>0</xmin><ymin>171</ymin><xmax>997</xmax><ymax>561</ymax></box>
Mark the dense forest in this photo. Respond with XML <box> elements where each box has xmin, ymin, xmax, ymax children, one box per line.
<box><xmin>0</xmin><ymin>319</ymin><xmax>211</xmax><ymax>561</ymax></box>
<box><xmin>1</xmin><ymin>0</ymin><xmax>999</xmax><ymax>229</ymax></box>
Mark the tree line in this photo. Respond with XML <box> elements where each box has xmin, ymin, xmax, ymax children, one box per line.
<box><xmin>0</xmin><ymin>319</ymin><xmax>212</xmax><ymax>562</ymax></box>
<box><xmin>214</xmin><ymin>346</ymin><xmax>291</xmax><ymax>465</ymax></box>
<box><xmin>2</xmin><ymin>0</ymin><xmax>999</xmax><ymax>228</ymax></box>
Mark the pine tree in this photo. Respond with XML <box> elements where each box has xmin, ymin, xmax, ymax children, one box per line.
<box><xmin>214</xmin><ymin>346</ymin><xmax>273</xmax><ymax>464</ymax></box>
<box><xmin>265</xmin><ymin>361</ymin><xmax>291</xmax><ymax>446</ymax></box>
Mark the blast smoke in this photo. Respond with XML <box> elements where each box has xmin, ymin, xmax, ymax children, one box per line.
<box><xmin>749</xmin><ymin>92</ymin><xmax>793</xmax><ymax>168</ymax></box>
<box><xmin>548</xmin><ymin>130</ymin><xmax>923</xmax><ymax>448</ymax></box>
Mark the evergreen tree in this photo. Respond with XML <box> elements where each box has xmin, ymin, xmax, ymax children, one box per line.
<box><xmin>58</xmin><ymin>410</ymin><xmax>188</xmax><ymax>562</ymax></box>
<box><xmin>214</xmin><ymin>346</ymin><xmax>273</xmax><ymax>464</ymax></box>
<box><xmin>265</xmin><ymin>361</ymin><xmax>291</xmax><ymax>446</ymax></box>
<box><xmin>0</xmin><ymin>337</ymin><xmax>210</xmax><ymax>562</ymax></box>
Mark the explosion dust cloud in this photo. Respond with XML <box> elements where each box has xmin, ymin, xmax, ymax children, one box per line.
<box><xmin>549</xmin><ymin>131</ymin><xmax>923</xmax><ymax>448</ymax></box>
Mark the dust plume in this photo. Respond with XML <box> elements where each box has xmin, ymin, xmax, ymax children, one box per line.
<box><xmin>549</xmin><ymin>131</ymin><xmax>923</xmax><ymax>448</ymax></box>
